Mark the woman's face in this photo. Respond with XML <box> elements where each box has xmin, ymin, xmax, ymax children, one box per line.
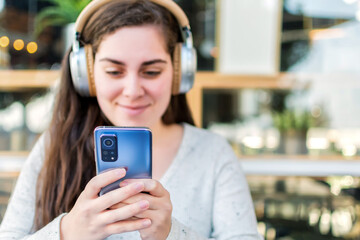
<box><xmin>94</xmin><ymin>25</ymin><xmax>173</xmax><ymax>128</ymax></box>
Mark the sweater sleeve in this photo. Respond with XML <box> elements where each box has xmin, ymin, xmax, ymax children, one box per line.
<box><xmin>211</xmin><ymin>141</ymin><xmax>262</xmax><ymax>240</ymax></box>
<box><xmin>165</xmin><ymin>174</ymin><xmax>263</xmax><ymax>240</ymax></box>
<box><xmin>165</xmin><ymin>154</ymin><xmax>263</xmax><ymax>240</ymax></box>
<box><xmin>0</xmin><ymin>135</ymin><xmax>66</xmax><ymax>240</ymax></box>
<box><xmin>165</xmin><ymin>129</ymin><xmax>262</xmax><ymax>240</ymax></box>
<box><xmin>166</xmin><ymin>217</ymin><xmax>211</xmax><ymax>240</ymax></box>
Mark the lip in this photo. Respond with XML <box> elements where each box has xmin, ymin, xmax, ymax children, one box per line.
<box><xmin>116</xmin><ymin>103</ymin><xmax>150</xmax><ymax>116</ymax></box>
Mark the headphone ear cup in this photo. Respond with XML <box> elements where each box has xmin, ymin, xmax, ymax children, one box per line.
<box><xmin>180</xmin><ymin>44</ymin><xmax>196</xmax><ymax>93</ymax></box>
<box><xmin>69</xmin><ymin>44</ymin><xmax>96</xmax><ymax>97</ymax></box>
<box><xmin>84</xmin><ymin>44</ymin><xmax>96</xmax><ymax>96</ymax></box>
<box><xmin>172</xmin><ymin>43</ymin><xmax>182</xmax><ymax>95</ymax></box>
<box><xmin>172</xmin><ymin>43</ymin><xmax>197</xmax><ymax>95</ymax></box>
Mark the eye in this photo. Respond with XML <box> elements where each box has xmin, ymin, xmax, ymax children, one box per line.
<box><xmin>104</xmin><ymin>67</ymin><xmax>124</xmax><ymax>77</ymax></box>
<box><xmin>141</xmin><ymin>68</ymin><xmax>162</xmax><ymax>78</ymax></box>
<box><xmin>144</xmin><ymin>71</ymin><xmax>161</xmax><ymax>76</ymax></box>
<box><xmin>105</xmin><ymin>70</ymin><xmax>122</xmax><ymax>76</ymax></box>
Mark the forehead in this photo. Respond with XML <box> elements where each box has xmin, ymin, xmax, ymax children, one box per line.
<box><xmin>97</xmin><ymin>25</ymin><xmax>168</xmax><ymax>55</ymax></box>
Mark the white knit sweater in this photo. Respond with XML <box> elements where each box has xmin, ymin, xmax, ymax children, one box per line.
<box><xmin>0</xmin><ymin>123</ymin><xmax>262</xmax><ymax>239</ymax></box>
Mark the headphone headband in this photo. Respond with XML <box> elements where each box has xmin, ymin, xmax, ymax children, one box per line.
<box><xmin>75</xmin><ymin>0</ymin><xmax>190</xmax><ymax>34</ymax></box>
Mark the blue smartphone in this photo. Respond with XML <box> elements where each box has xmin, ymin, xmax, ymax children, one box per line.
<box><xmin>94</xmin><ymin>126</ymin><xmax>152</xmax><ymax>196</ymax></box>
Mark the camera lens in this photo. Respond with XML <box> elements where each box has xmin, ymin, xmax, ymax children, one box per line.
<box><xmin>103</xmin><ymin>138</ymin><xmax>113</xmax><ymax>147</ymax></box>
<box><xmin>100</xmin><ymin>135</ymin><xmax>117</xmax><ymax>162</ymax></box>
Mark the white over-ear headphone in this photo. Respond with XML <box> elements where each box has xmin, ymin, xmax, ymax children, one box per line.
<box><xmin>69</xmin><ymin>0</ymin><xmax>197</xmax><ymax>97</ymax></box>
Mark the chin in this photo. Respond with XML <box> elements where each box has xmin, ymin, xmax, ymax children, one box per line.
<box><xmin>111</xmin><ymin>119</ymin><xmax>152</xmax><ymax>128</ymax></box>
<box><xmin>108</xmin><ymin>111</ymin><xmax>163</xmax><ymax>128</ymax></box>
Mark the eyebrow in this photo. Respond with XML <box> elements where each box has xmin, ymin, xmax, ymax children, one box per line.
<box><xmin>99</xmin><ymin>58</ymin><xmax>167</xmax><ymax>66</ymax></box>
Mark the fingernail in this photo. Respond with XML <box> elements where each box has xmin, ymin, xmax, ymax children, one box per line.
<box><xmin>115</xmin><ymin>168</ymin><xmax>125</xmax><ymax>176</ymax></box>
<box><xmin>139</xmin><ymin>200</ymin><xmax>149</xmax><ymax>209</ymax></box>
<box><xmin>142</xmin><ymin>219</ymin><xmax>151</xmax><ymax>227</ymax></box>
<box><xmin>134</xmin><ymin>182</ymin><xmax>144</xmax><ymax>191</ymax></box>
<box><xmin>120</xmin><ymin>180</ymin><xmax>128</xmax><ymax>187</ymax></box>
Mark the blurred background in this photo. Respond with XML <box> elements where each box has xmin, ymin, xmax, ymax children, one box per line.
<box><xmin>1</xmin><ymin>0</ymin><xmax>360</xmax><ymax>239</ymax></box>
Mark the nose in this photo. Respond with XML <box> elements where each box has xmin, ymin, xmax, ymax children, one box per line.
<box><xmin>122</xmin><ymin>73</ymin><xmax>145</xmax><ymax>99</ymax></box>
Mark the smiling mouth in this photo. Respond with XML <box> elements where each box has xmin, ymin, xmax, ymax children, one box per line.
<box><xmin>118</xmin><ymin>104</ymin><xmax>149</xmax><ymax>110</ymax></box>
<box><xmin>116</xmin><ymin>103</ymin><xmax>151</xmax><ymax>115</ymax></box>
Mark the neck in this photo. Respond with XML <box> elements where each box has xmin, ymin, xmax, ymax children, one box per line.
<box><xmin>151</xmin><ymin>120</ymin><xmax>173</xmax><ymax>147</ymax></box>
<box><xmin>149</xmin><ymin>120</ymin><xmax>184</xmax><ymax>180</ymax></box>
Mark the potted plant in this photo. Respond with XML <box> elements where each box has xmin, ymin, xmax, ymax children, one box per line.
<box><xmin>272</xmin><ymin>109</ymin><xmax>313</xmax><ymax>154</ymax></box>
<box><xmin>35</xmin><ymin>0</ymin><xmax>91</xmax><ymax>52</ymax></box>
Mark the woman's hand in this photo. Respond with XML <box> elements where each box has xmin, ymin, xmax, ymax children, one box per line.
<box><xmin>60</xmin><ymin>168</ymin><xmax>152</xmax><ymax>240</ymax></box>
<box><xmin>115</xmin><ymin>179</ymin><xmax>173</xmax><ymax>240</ymax></box>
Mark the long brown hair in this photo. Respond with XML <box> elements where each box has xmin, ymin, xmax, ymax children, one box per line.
<box><xmin>35</xmin><ymin>0</ymin><xmax>194</xmax><ymax>229</ymax></box>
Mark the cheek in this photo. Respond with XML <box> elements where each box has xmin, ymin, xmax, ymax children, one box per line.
<box><xmin>94</xmin><ymin>65</ymin><xmax>105</xmax><ymax>96</ymax></box>
<box><xmin>157</xmin><ymin>75</ymin><xmax>173</xmax><ymax>114</ymax></box>
<box><xmin>94</xmin><ymin>66</ymin><xmax>118</xmax><ymax>101</ymax></box>
<box><xmin>154</xmin><ymin>85</ymin><xmax>171</xmax><ymax>107</ymax></box>
<box><xmin>94</xmin><ymin>69</ymin><xmax>116</xmax><ymax>116</ymax></box>
<box><xmin>155</xmin><ymin>72</ymin><xmax>173</xmax><ymax>101</ymax></box>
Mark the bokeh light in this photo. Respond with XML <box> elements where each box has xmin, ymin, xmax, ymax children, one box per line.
<box><xmin>343</xmin><ymin>0</ymin><xmax>357</xmax><ymax>4</ymax></box>
<box><xmin>13</xmin><ymin>39</ymin><xmax>24</xmax><ymax>51</ymax></box>
<box><xmin>0</xmin><ymin>36</ymin><xmax>10</xmax><ymax>48</ymax></box>
<box><xmin>356</xmin><ymin>10</ymin><xmax>360</xmax><ymax>21</ymax></box>
<box><xmin>26</xmin><ymin>42</ymin><xmax>38</xmax><ymax>54</ymax></box>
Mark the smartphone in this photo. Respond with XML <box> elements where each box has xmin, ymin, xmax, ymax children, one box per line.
<box><xmin>94</xmin><ymin>126</ymin><xmax>152</xmax><ymax>196</ymax></box>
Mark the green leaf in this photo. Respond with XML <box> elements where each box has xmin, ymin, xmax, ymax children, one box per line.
<box><xmin>35</xmin><ymin>0</ymin><xmax>91</xmax><ymax>36</ymax></box>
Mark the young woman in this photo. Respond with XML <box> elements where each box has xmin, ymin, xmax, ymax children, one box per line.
<box><xmin>0</xmin><ymin>0</ymin><xmax>261</xmax><ymax>239</ymax></box>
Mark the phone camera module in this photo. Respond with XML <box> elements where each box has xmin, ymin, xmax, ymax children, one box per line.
<box><xmin>100</xmin><ymin>135</ymin><xmax>118</xmax><ymax>162</ymax></box>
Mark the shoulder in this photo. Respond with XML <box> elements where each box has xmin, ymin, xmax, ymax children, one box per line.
<box><xmin>179</xmin><ymin>124</ymin><xmax>245</xmax><ymax>185</ymax></box>
<box><xmin>182</xmin><ymin>123</ymin><xmax>236</xmax><ymax>162</ymax></box>
<box><xmin>183</xmin><ymin>123</ymin><xmax>231</xmax><ymax>147</ymax></box>
<box><xmin>22</xmin><ymin>133</ymin><xmax>47</xmax><ymax>174</ymax></box>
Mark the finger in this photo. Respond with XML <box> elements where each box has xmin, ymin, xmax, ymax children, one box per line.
<box><xmin>133</xmin><ymin>209</ymin><xmax>172</xmax><ymax>226</ymax></box>
<box><xmin>99</xmin><ymin>199</ymin><xmax>150</xmax><ymax>224</ymax></box>
<box><xmin>105</xmin><ymin>218</ymin><xmax>151</xmax><ymax>236</ymax></box>
<box><xmin>84</xmin><ymin>168</ymin><xmax>126</xmax><ymax>198</ymax></box>
<box><xmin>116</xmin><ymin>193</ymin><xmax>162</xmax><ymax>210</ymax></box>
<box><xmin>94</xmin><ymin>182</ymin><xmax>145</xmax><ymax>211</ymax></box>
<box><xmin>133</xmin><ymin>209</ymin><xmax>155</xmax><ymax>219</ymax></box>
<box><xmin>109</xmin><ymin>202</ymin><xmax>127</xmax><ymax>210</ymax></box>
<box><xmin>120</xmin><ymin>179</ymin><xmax>167</xmax><ymax>197</ymax></box>
<box><xmin>133</xmin><ymin>209</ymin><xmax>172</xmax><ymax>228</ymax></box>
<box><xmin>115</xmin><ymin>192</ymin><xmax>150</xmax><ymax>204</ymax></box>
